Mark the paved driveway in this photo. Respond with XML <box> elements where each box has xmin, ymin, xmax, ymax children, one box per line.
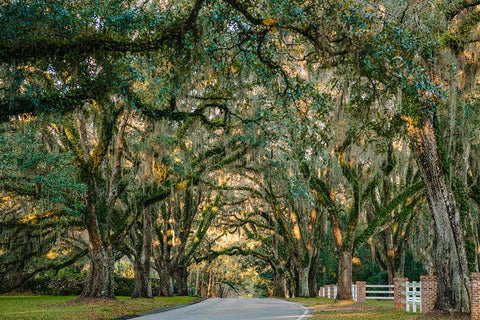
<box><xmin>133</xmin><ymin>298</ymin><xmax>310</xmax><ymax>320</ymax></box>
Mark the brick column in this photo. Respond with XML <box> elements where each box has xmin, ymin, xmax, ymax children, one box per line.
<box><xmin>356</xmin><ymin>281</ymin><xmax>366</xmax><ymax>303</ymax></box>
<box><xmin>394</xmin><ymin>277</ymin><xmax>408</xmax><ymax>310</ymax></box>
<box><xmin>420</xmin><ymin>275</ymin><xmax>437</xmax><ymax>313</ymax></box>
<box><xmin>472</xmin><ymin>273</ymin><xmax>480</xmax><ymax>320</ymax></box>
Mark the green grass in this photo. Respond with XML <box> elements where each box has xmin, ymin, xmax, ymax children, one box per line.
<box><xmin>289</xmin><ymin>298</ymin><xmax>466</xmax><ymax>320</ymax></box>
<box><xmin>0</xmin><ymin>295</ymin><xmax>199</xmax><ymax>320</ymax></box>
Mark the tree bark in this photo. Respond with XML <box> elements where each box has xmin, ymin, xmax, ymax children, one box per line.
<box><xmin>297</xmin><ymin>267</ymin><xmax>310</xmax><ymax>297</ymax></box>
<box><xmin>81</xmin><ymin>230</ymin><xmax>114</xmax><ymax>298</ymax></box>
<box><xmin>154</xmin><ymin>259</ymin><xmax>173</xmax><ymax>296</ymax></box>
<box><xmin>336</xmin><ymin>251</ymin><xmax>353</xmax><ymax>300</ymax></box>
<box><xmin>409</xmin><ymin>113</ymin><xmax>470</xmax><ymax>313</ymax></box>
<box><xmin>272</xmin><ymin>267</ymin><xmax>286</xmax><ymax>297</ymax></box>
<box><xmin>173</xmin><ymin>265</ymin><xmax>188</xmax><ymax>296</ymax></box>
<box><xmin>132</xmin><ymin>208</ymin><xmax>153</xmax><ymax>298</ymax></box>
<box><xmin>383</xmin><ymin>229</ymin><xmax>396</xmax><ymax>285</ymax></box>
<box><xmin>308</xmin><ymin>258</ymin><xmax>319</xmax><ymax>297</ymax></box>
<box><xmin>81</xmin><ymin>195</ymin><xmax>115</xmax><ymax>298</ymax></box>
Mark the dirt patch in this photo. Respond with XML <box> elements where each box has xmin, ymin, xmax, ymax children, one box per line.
<box><xmin>313</xmin><ymin>300</ymin><xmax>377</xmax><ymax>313</ymax></box>
<box><xmin>57</xmin><ymin>297</ymin><xmax>118</xmax><ymax>306</ymax></box>
<box><xmin>419</xmin><ymin>309</ymin><xmax>469</xmax><ymax>319</ymax></box>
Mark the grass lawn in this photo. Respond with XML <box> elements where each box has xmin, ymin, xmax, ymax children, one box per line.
<box><xmin>0</xmin><ymin>295</ymin><xmax>199</xmax><ymax>320</ymax></box>
<box><xmin>289</xmin><ymin>297</ymin><xmax>469</xmax><ymax>320</ymax></box>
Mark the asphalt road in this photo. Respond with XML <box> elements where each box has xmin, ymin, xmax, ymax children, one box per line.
<box><xmin>132</xmin><ymin>298</ymin><xmax>310</xmax><ymax>320</ymax></box>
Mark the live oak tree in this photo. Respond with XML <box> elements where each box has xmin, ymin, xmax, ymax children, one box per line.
<box><xmin>0</xmin><ymin>118</ymin><xmax>87</xmax><ymax>293</ymax></box>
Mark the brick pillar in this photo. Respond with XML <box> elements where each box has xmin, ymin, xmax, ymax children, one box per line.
<box><xmin>356</xmin><ymin>281</ymin><xmax>366</xmax><ymax>303</ymax></box>
<box><xmin>327</xmin><ymin>285</ymin><xmax>333</xmax><ymax>298</ymax></box>
<box><xmin>394</xmin><ymin>277</ymin><xmax>408</xmax><ymax>310</ymax></box>
<box><xmin>420</xmin><ymin>275</ymin><xmax>437</xmax><ymax>313</ymax></box>
<box><xmin>319</xmin><ymin>287</ymin><xmax>324</xmax><ymax>297</ymax></box>
<box><xmin>472</xmin><ymin>273</ymin><xmax>480</xmax><ymax>320</ymax></box>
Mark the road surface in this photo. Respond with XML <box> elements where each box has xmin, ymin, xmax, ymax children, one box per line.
<box><xmin>133</xmin><ymin>298</ymin><xmax>310</xmax><ymax>320</ymax></box>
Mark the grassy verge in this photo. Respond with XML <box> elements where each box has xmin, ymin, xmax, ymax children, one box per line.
<box><xmin>0</xmin><ymin>295</ymin><xmax>199</xmax><ymax>320</ymax></box>
<box><xmin>289</xmin><ymin>297</ymin><xmax>469</xmax><ymax>320</ymax></box>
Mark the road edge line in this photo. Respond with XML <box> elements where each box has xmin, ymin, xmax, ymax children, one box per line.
<box><xmin>290</xmin><ymin>301</ymin><xmax>310</xmax><ymax>320</ymax></box>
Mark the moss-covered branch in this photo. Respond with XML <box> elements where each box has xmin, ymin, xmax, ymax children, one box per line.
<box><xmin>354</xmin><ymin>180</ymin><xmax>423</xmax><ymax>250</ymax></box>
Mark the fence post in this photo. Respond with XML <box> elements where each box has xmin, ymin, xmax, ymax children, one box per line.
<box><xmin>420</xmin><ymin>275</ymin><xmax>437</xmax><ymax>314</ymax></box>
<box><xmin>472</xmin><ymin>273</ymin><xmax>480</xmax><ymax>320</ymax></box>
<box><xmin>394</xmin><ymin>277</ymin><xmax>408</xmax><ymax>310</ymax></box>
<box><xmin>330</xmin><ymin>285</ymin><xmax>336</xmax><ymax>299</ymax></box>
<box><xmin>356</xmin><ymin>281</ymin><xmax>366</xmax><ymax>303</ymax></box>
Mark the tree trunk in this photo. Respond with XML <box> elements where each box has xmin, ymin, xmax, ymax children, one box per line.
<box><xmin>195</xmin><ymin>267</ymin><xmax>200</xmax><ymax>296</ymax></box>
<box><xmin>409</xmin><ymin>113</ymin><xmax>470</xmax><ymax>313</ymax></box>
<box><xmin>297</xmin><ymin>266</ymin><xmax>310</xmax><ymax>297</ymax></box>
<box><xmin>272</xmin><ymin>267</ymin><xmax>286</xmax><ymax>297</ymax></box>
<box><xmin>155</xmin><ymin>259</ymin><xmax>173</xmax><ymax>296</ymax></box>
<box><xmin>336</xmin><ymin>250</ymin><xmax>353</xmax><ymax>300</ymax></box>
<box><xmin>132</xmin><ymin>208</ymin><xmax>153</xmax><ymax>298</ymax></box>
<box><xmin>173</xmin><ymin>265</ymin><xmax>188</xmax><ymax>296</ymax></box>
<box><xmin>81</xmin><ymin>190</ymin><xmax>115</xmax><ymax>298</ymax></box>
<box><xmin>81</xmin><ymin>234</ymin><xmax>114</xmax><ymax>298</ymax></box>
<box><xmin>384</xmin><ymin>230</ymin><xmax>395</xmax><ymax>285</ymax></box>
<box><xmin>308</xmin><ymin>259</ymin><xmax>319</xmax><ymax>297</ymax></box>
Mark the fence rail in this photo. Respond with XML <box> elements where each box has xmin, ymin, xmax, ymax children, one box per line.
<box><xmin>366</xmin><ymin>284</ymin><xmax>394</xmax><ymax>300</ymax></box>
<box><xmin>319</xmin><ymin>276</ymin><xmax>440</xmax><ymax>315</ymax></box>
<box><xmin>403</xmin><ymin>281</ymin><xmax>421</xmax><ymax>313</ymax></box>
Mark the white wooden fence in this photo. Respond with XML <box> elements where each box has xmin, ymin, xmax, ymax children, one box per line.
<box><xmin>321</xmin><ymin>282</ymin><xmax>421</xmax><ymax>313</ymax></box>
<box><xmin>365</xmin><ymin>284</ymin><xmax>394</xmax><ymax>300</ymax></box>
<box><xmin>404</xmin><ymin>281</ymin><xmax>421</xmax><ymax>313</ymax></box>
<box><xmin>323</xmin><ymin>284</ymin><xmax>394</xmax><ymax>301</ymax></box>
<box><xmin>319</xmin><ymin>277</ymin><xmax>437</xmax><ymax>314</ymax></box>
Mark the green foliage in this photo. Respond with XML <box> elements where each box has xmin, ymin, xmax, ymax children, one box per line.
<box><xmin>354</xmin><ymin>181</ymin><xmax>423</xmax><ymax>250</ymax></box>
<box><xmin>28</xmin><ymin>270</ymin><xmax>86</xmax><ymax>296</ymax></box>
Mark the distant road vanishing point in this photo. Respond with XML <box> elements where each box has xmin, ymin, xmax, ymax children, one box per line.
<box><xmin>133</xmin><ymin>297</ymin><xmax>310</xmax><ymax>320</ymax></box>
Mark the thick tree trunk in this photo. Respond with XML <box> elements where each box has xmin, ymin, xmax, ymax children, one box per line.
<box><xmin>155</xmin><ymin>261</ymin><xmax>173</xmax><ymax>296</ymax></box>
<box><xmin>272</xmin><ymin>267</ymin><xmax>286</xmax><ymax>297</ymax></box>
<box><xmin>173</xmin><ymin>265</ymin><xmax>188</xmax><ymax>296</ymax></box>
<box><xmin>308</xmin><ymin>259</ymin><xmax>319</xmax><ymax>297</ymax></box>
<box><xmin>81</xmin><ymin>235</ymin><xmax>114</xmax><ymax>298</ymax></box>
<box><xmin>336</xmin><ymin>251</ymin><xmax>353</xmax><ymax>300</ymax></box>
<box><xmin>158</xmin><ymin>275</ymin><xmax>173</xmax><ymax>296</ymax></box>
<box><xmin>81</xmin><ymin>191</ymin><xmax>115</xmax><ymax>298</ymax></box>
<box><xmin>409</xmin><ymin>113</ymin><xmax>470</xmax><ymax>313</ymax></box>
<box><xmin>132</xmin><ymin>208</ymin><xmax>153</xmax><ymax>298</ymax></box>
<box><xmin>132</xmin><ymin>259</ymin><xmax>152</xmax><ymax>298</ymax></box>
<box><xmin>297</xmin><ymin>267</ymin><xmax>310</xmax><ymax>297</ymax></box>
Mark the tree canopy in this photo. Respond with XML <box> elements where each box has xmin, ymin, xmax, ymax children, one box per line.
<box><xmin>0</xmin><ymin>0</ymin><xmax>480</xmax><ymax>314</ymax></box>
